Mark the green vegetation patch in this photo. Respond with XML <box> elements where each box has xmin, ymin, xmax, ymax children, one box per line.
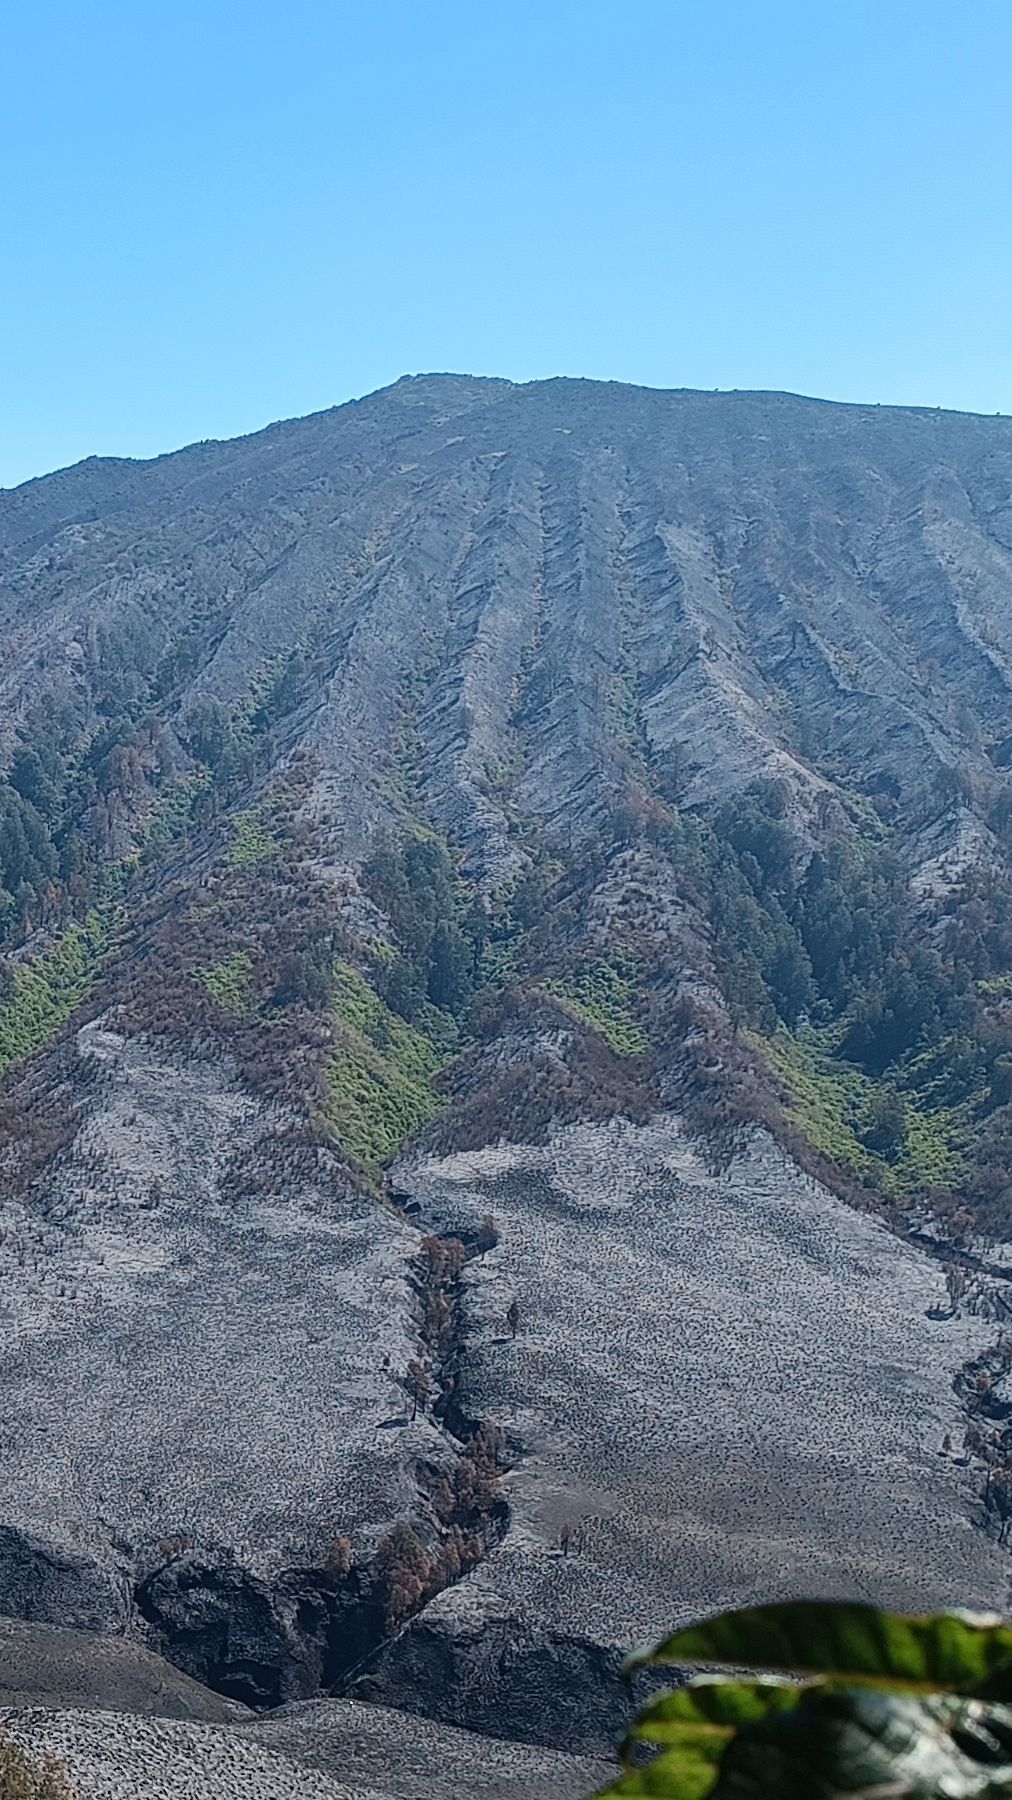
<box><xmin>754</xmin><ymin>1026</ymin><xmax>967</xmax><ymax>1199</ymax></box>
<box><xmin>547</xmin><ymin>956</ymin><xmax>649</xmax><ymax>1057</ymax></box>
<box><xmin>323</xmin><ymin>961</ymin><xmax>455</xmax><ymax>1179</ymax></box>
<box><xmin>0</xmin><ymin>911</ymin><xmax>110</xmax><ymax>1079</ymax></box>
<box><xmin>978</xmin><ymin>971</ymin><xmax>1012</xmax><ymax>999</ymax></box>
<box><xmin>192</xmin><ymin>950</ymin><xmax>254</xmax><ymax>1016</ymax></box>
<box><xmin>0</xmin><ymin>1731</ymin><xmax>73</xmax><ymax>1798</ymax></box>
<box><xmin>138</xmin><ymin>773</ymin><xmax>210</xmax><ymax>861</ymax></box>
<box><xmin>225</xmin><ymin>810</ymin><xmax>277</xmax><ymax>871</ymax></box>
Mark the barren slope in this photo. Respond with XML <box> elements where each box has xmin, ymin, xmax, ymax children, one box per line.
<box><xmin>2</xmin><ymin>379</ymin><xmax>1012</xmax><ymax>1780</ymax></box>
<box><xmin>356</xmin><ymin>1120</ymin><xmax>1008</xmax><ymax>1748</ymax></box>
<box><xmin>4</xmin><ymin>377</ymin><xmax>1012</xmax><ymax>873</ymax></box>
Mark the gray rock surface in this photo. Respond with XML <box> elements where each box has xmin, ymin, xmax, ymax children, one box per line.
<box><xmin>4</xmin><ymin>378</ymin><xmax>1012</xmax><ymax>881</ymax></box>
<box><xmin>356</xmin><ymin>1118</ymin><xmax>1009</xmax><ymax>1748</ymax></box>
<box><xmin>0</xmin><ymin>1616</ymin><xmax>245</xmax><ymax>1719</ymax></box>
<box><xmin>0</xmin><ymin>1707</ymin><xmax>381</xmax><ymax>1800</ymax></box>
<box><xmin>244</xmin><ymin>1697</ymin><xmax>611</xmax><ymax>1798</ymax></box>
<box><xmin>0</xmin><ymin>1698</ymin><xmax>608</xmax><ymax>1799</ymax></box>
<box><xmin>0</xmin><ymin>1022</ymin><xmax>456</xmax><ymax>1704</ymax></box>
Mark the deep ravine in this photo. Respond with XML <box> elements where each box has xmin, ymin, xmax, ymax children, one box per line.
<box><xmin>132</xmin><ymin>1200</ymin><xmax>514</xmax><ymax>1713</ymax></box>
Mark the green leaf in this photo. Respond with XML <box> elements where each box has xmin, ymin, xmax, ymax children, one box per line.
<box><xmin>626</xmin><ymin>1602</ymin><xmax>1012</xmax><ymax>1696</ymax></box>
<box><xmin>592</xmin><ymin>1688</ymin><xmax>1012</xmax><ymax>1799</ymax></box>
<box><xmin>592</xmin><ymin>1741</ymin><xmax>724</xmax><ymax>1799</ymax></box>
<box><xmin>602</xmin><ymin>1679</ymin><xmax>805</xmax><ymax>1798</ymax></box>
<box><xmin>710</xmin><ymin>1687</ymin><xmax>1012</xmax><ymax>1799</ymax></box>
<box><xmin>625</xmin><ymin>1678</ymin><xmax>804</xmax><ymax>1750</ymax></box>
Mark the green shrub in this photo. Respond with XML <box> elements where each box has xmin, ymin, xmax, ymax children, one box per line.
<box><xmin>546</xmin><ymin>958</ymin><xmax>649</xmax><ymax>1057</ymax></box>
<box><xmin>362</xmin><ymin>831</ymin><xmax>479</xmax><ymax>1019</ymax></box>
<box><xmin>754</xmin><ymin>1026</ymin><xmax>966</xmax><ymax>1199</ymax></box>
<box><xmin>225</xmin><ymin>810</ymin><xmax>277</xmax><ymax>871</ymax></box>
<box><xmin>323</xmin><ymin>962</ymin><xmax>455</xmax><ymax>1178</ymax></box>
<box><xmin>0</xmin><ymin>1732</ymin><xmax>74</xmax><ymax>1797</ymax></box>
<box><xmin>138</xmin><ymin>773</ymin><xmax>210</xmax><ymax>860</ymax></box>
<box><xmin>855</xmin><ymin>1085</ymin><xmax>907</xmax><ymax>1158</ymax></box>
<box><xmin>192</xmin><ymin>951</ymin><xmax>253</xmax><ymax>1016</ymax></box>
<box><xmin>0</xmin><ymin>912</ymin><xmax>110</xmax><ymax>1079</ymax></box>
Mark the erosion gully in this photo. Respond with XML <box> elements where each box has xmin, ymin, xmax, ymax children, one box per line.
<box><xmin>134</xmin><ymin>1195</ymin><xmax>511</xmax><ymax>1711</ymax></box>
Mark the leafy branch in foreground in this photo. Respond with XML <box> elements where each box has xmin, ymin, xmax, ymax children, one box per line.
<box><xmin>591</xmin><ymin>1599</ymin><xmax>1012</xmax><ymax>1798</ymax></box>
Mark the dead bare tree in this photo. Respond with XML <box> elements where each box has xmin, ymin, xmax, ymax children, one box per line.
<box><xmin>945</xmin><ymin>1261</ymin><xmax>968</xmax><ymax>1316</ymax></box>
<box><xmin>476</xmin><ymin>1213</ymin><xmax>499</xmax><ymax>1259</ymax></box>
<box><xmin>993</xmin><ymin>1468</ymin><xmax>1012</xmax><ymax>1544</ymax></box>
<box><xmin>405</xmin><ymin>1359</ymin><xmax>432</xmax><ymax>1421</ymax></box>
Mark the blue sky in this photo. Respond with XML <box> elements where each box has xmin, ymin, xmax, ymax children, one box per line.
<box><xmin>2</xmin><ymin>0</ymin><xmax>1010</xmax><ymax>487</ymax></box>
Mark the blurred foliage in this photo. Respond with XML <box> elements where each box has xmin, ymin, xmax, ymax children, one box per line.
<box><xmin>592</xmin><ymin>1599</ymin><xmax>1012</xmax><ymax>1798</ymax></box>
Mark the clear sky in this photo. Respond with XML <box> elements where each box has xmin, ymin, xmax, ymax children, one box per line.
<box><xmin>3</xmin><ymin>0</ymin><xmax>1010</xmax><ymax>488</ymax></box>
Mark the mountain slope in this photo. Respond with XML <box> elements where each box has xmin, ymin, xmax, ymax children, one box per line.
<box><xmin>6</xmin><ymin>376</ymin><xmax>1012</xmax><ymax>870</ymax></box>
<box><xmin>3</xmin><ymin>377</ymin><xmax>1012</xmax><ymax>1764</ymax></box>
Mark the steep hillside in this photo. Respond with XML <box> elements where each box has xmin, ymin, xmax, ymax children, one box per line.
<box><xmin>4</xmin><ymin>377</ymin><xmax>1012</xmax><ymax>1769</ymax></box>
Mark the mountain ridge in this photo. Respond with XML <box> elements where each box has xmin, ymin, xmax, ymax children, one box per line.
<box><xmin>9</xmin><ymin>371</ymin><xmax>1012</xmax><ymax>504</ymax></box>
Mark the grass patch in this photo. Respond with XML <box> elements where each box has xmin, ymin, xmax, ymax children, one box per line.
<box><xmin>192</xmin><ymin>951</ymin><xmax>253</xmax><ymax>1016</ymax></box>
<box><xmin>546</xmin><ymin>957</ymin><xmax>649</xmax><ymax>1057</ymax></box>
<box><xmin>979</xmin><ymin>972</ymin><xmax>1012</xmax><ymax>998</ymax></box>
<box><xmin>226</xmin><ymin>810</ymin><xmax>277</xmax><ymax>871</ymax></box>
<box><xmin>0</xmin><ymin>911</ymin><xmax>111</xmax><ymax>1079</ymax></box>
<box><xmin>753</xmin><ymin>1026</ymin><xmax>968</xmax><ymax>1198</ymax></box>
<box><xmin>139</xmin><ymin>774</ymin><xmax>210</xmax><ymax>861</ymax></box>
<box><xmin>323</xmin><ymin>961</ymin><xmax>456</xmax><ymax>1179</ymax></box>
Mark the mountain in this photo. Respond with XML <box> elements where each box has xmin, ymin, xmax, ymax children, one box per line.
<box><xmin>3</xmin><ymin>375</ymin><xmax>1012</xmax><ymax>1787</ymax></box>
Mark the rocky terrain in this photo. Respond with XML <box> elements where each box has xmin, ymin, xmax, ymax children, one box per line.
<box><xmin>0</xmin><ymin>1617</ymin><xmax>244</xmax><ymax>1719</ymax></box>
<box><xmin>0</xmin><ymin>1018</ymin><xmax>443</xmax><ymax>1706</ymax></box>
<box><xmin>0</xmin><ymin>1696</ymin><xmax>608</xmax><ymax>1799</ymax></box>
<box><xmin>3</xmin><ymin>376</ymin><xmax>1012</xmax><ymax>1792</ymax></box>
<box><xmin>242</xmin><ymin>1697</ymin><xmax>610</xmax><ymax>1799</ymax></box>
<box><xmin>0</xmin><ymin>1706</ymin><xmax>379</xmax><ymax>1800</ymax></box>
<box><xmin>360</xmin><ymin>1121</ymin><xmax>1009</xmax><ymax>1750</ymax></box>
<box><xmin>6</xmin><ymin>376</ymin><xmax>1012</xmax><ymax>864</ymax></box>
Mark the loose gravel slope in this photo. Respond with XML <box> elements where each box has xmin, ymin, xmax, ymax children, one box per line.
<box><xmin>358</xmin><ymin>1117</ymin><xmax>1009</xmax><ymax>1748</ymax></box>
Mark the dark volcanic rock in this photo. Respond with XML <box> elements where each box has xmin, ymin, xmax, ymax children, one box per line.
<box><xmin>0</xmin><ymin>1529</ymin><xmax>125</xmax><ymax>1636</ymax></box>
<box><xmin>351</xmin><ymin>1615</ymin><xmax>631</xmax><ymax>1755</ymax></box>
<box><xmin>135</xmin><ymin>1549</ymin><xmax>385</xmax><ymax>1709</ymax></box>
